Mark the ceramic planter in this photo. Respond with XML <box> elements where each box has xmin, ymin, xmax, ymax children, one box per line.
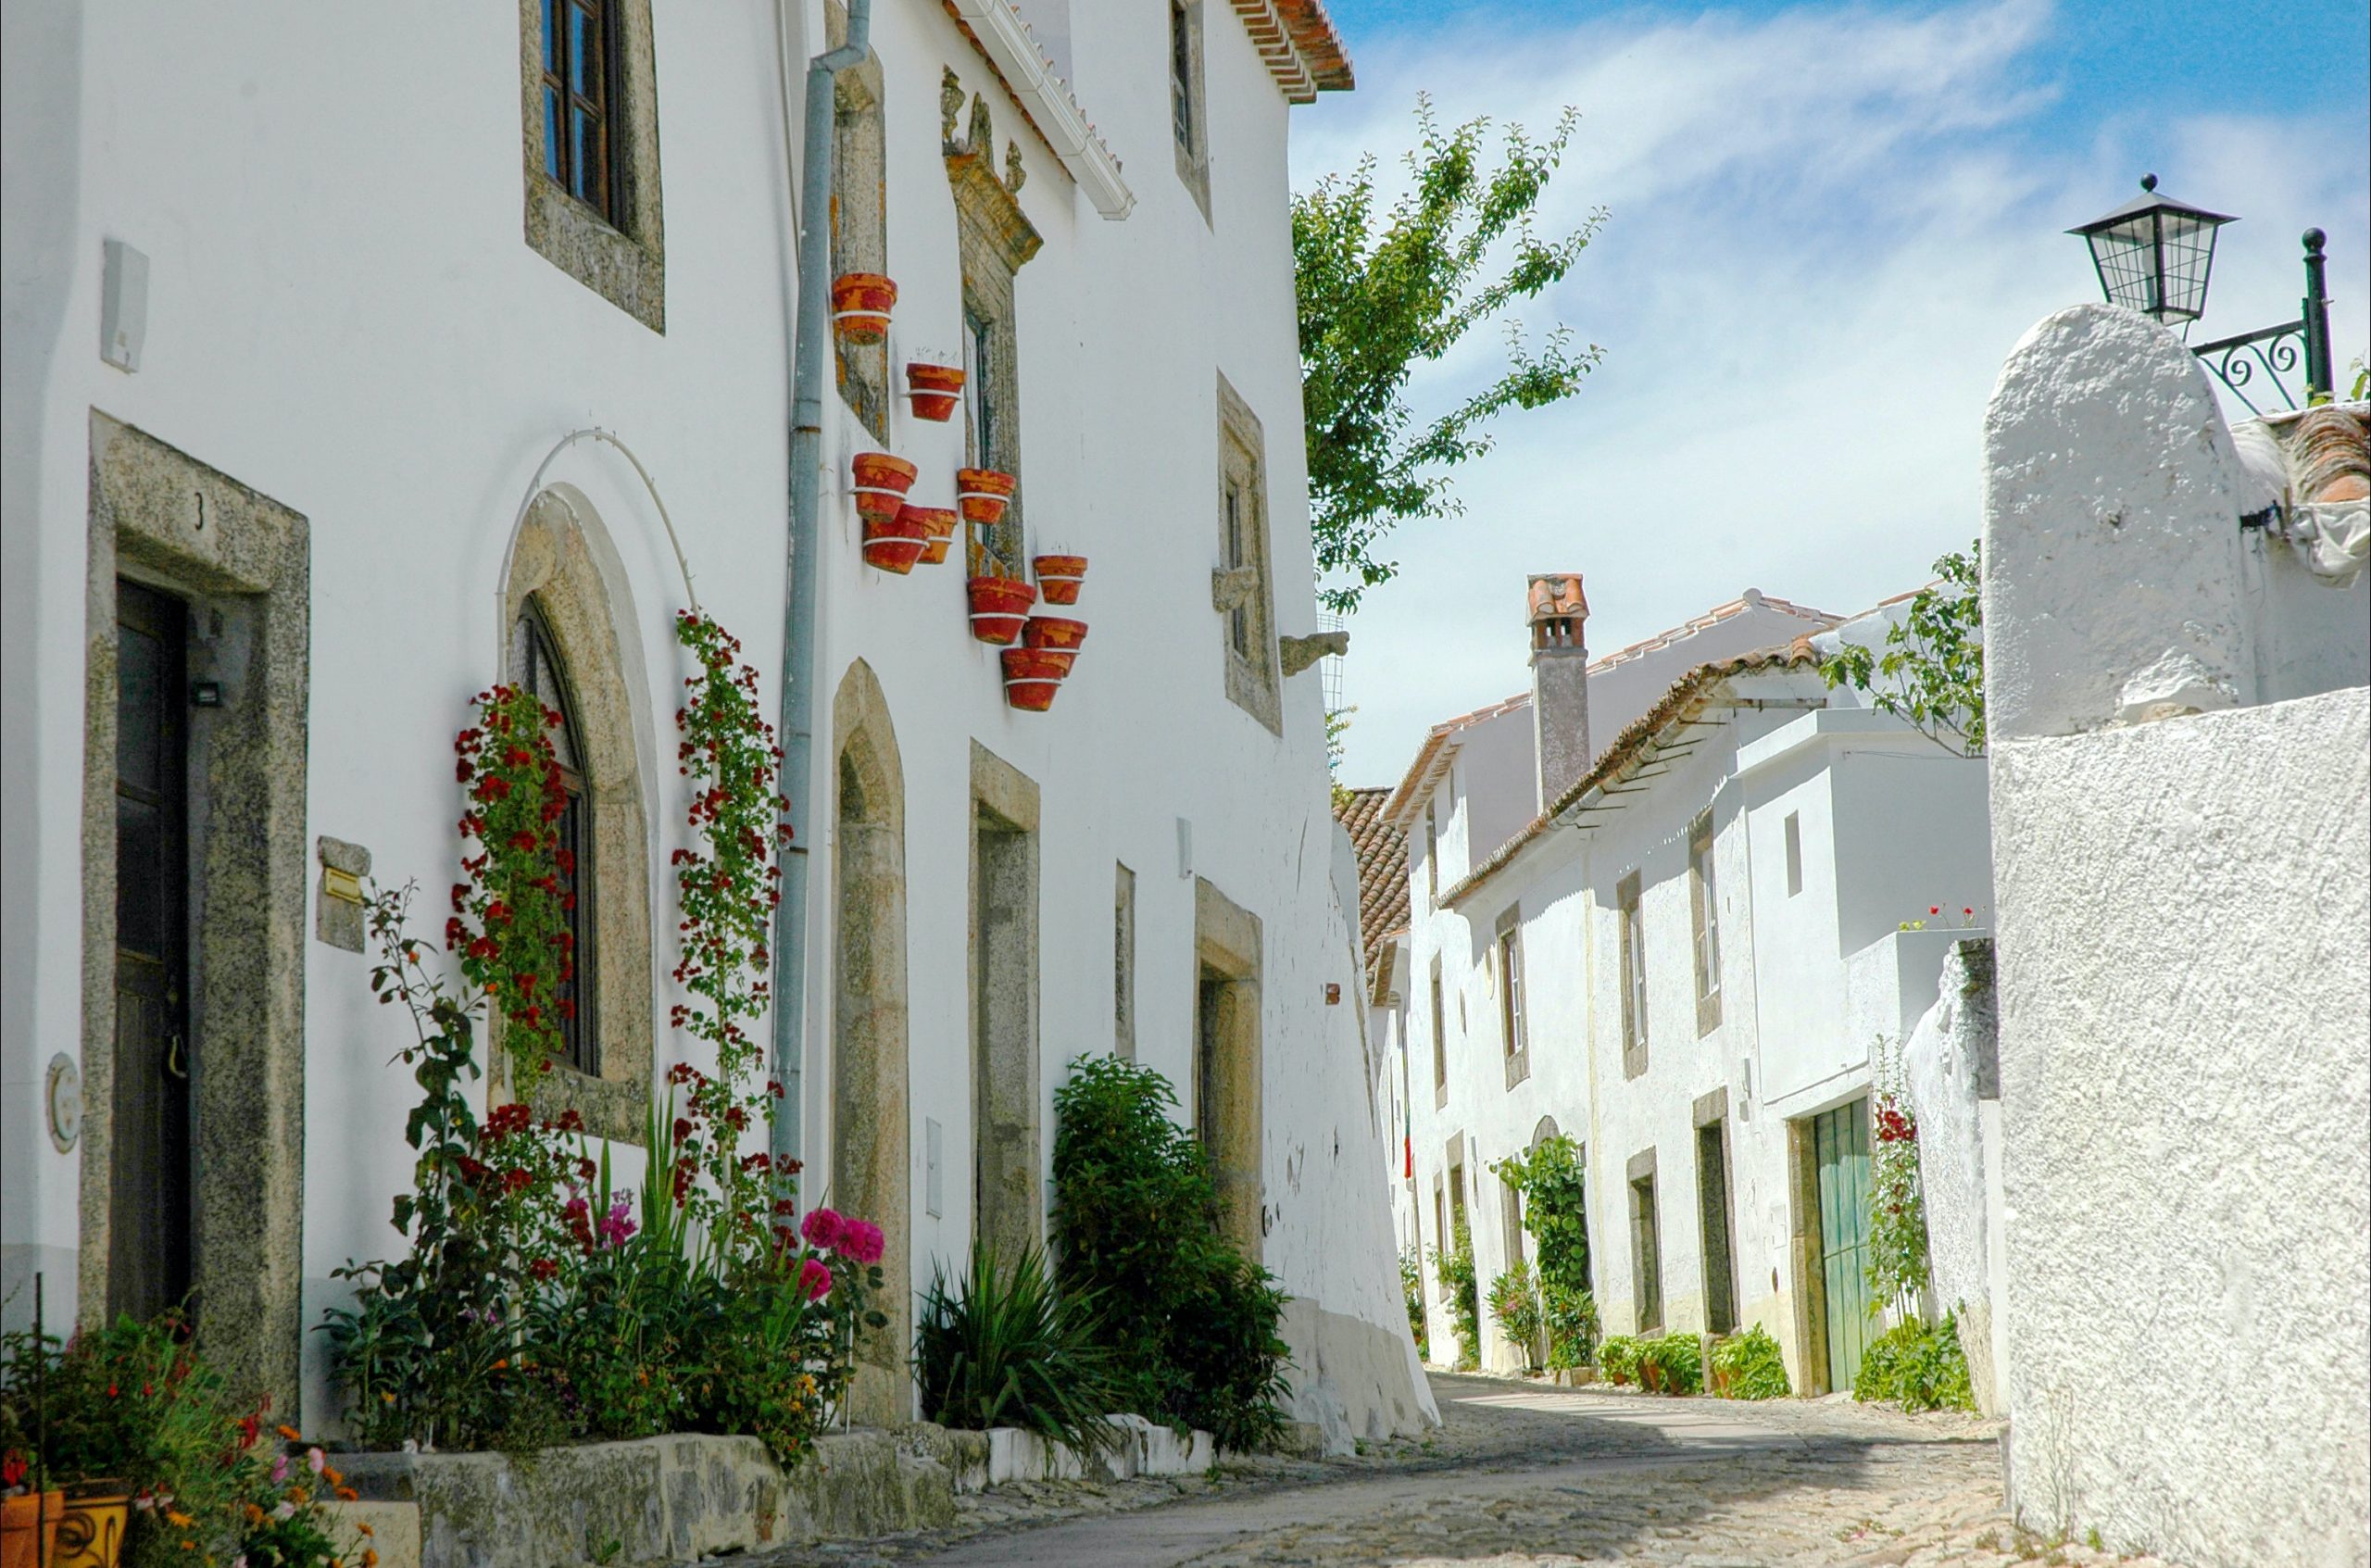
<box><xmin>831</xmin><ymin>273</ymin><xmax>897</xmax><ymax>344</ymax></box>
<box><xmin>1</xmin><ymin>1490</ymin><xmax>63</xmax><ymax>1568</ymax></box>
<box><xmin>902</xmin><ymin>505</ymin><xmax>958</xmax><ymax>566</ymax></box>
<box><xmin>1001</xmin><ymin>647</ymin><xmax>1070</xmax><ymax>711</ymax></box>
<box><xmin>850</xmin><ymin>452</ymin><xmax>918</xmax><ymax>523</ymax></box>
<box><xmin>966</xmin><ymin>576</ymin><xmax>1038</xmax><ymax>645</ymax></box>
<box><xmin>860</xmin><ymin>509</ymin><xmax>930</xmax><ymax>574</ymax></box>
<box><xmin>906</xmin><ymin>361</ymin><xmax>966</xmax><ymax>421</ymax></box>
<box><xmin>1033</xmin><ymin>554</ymin><xmax>1087</xmax><ymax>605</ymax></box>
<box><xmin>955</xmin><ymin>467</ymin><xmax>1018</xmax><ymax>526</ymax></box>
<box><xmin>54</xmin><ymin>1492</ymin><xmax>126</xmax><ymax>1568</ymax></box>
<box><xmin>1021</xmin><ymin>615</ymin><xmax>1088</xmax><ymax>653</ymax></box>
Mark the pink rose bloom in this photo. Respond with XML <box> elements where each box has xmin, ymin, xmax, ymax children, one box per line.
<box><xmin>307</xmin><ymin>1447</ymin><xmax>325</xmax><ymax>1475</ymax></box>
<box><xmin>838</xmin><ymin>1218</ymin><xmax>885</xmax><ymax>1266</ymax></box>
<box><xmin>798</xmin><ymin>1256</ymin><xmax>833</xmax><ymax>1302</ymax></box>
<box><xmin>799</xmin><ymin>1207</ymin><xmax>845</xmax><ymax>1251</ymax></box>
<box><xmin>269</xmin><ymin>1455</ymin><xmax>290</xmax><ymax>1485</ymax></box>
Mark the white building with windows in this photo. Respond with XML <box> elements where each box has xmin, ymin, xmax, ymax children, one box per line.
<box><xmin>1</xmin><ymin>0</ymin><xmax>1430</xmax><ymax>1447</ymax></box>
<box><xmin>1373</xmin><ymin>576</ymin><xmax>1991</xmax><ymax>1393</ymax></box>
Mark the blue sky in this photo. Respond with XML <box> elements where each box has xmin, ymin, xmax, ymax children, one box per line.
<box><xmin>1301</xmin><ymin>0</ymin><xmax>2370</xmax><ymax>784</ymax></box>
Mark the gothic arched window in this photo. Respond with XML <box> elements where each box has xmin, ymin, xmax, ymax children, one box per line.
<box><xmin>511</xmin><ymin>600</ymin><xmax>597</xmax><ymax>1075</ymax></box>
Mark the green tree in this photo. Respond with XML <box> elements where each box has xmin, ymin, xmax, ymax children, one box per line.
<box><xmin>1296</xmin><ymin>97</ymin><xmax>1604</xmax><ymax>612</ymax></box>
<box><xmin>1817</xmin><ymin>544</ymin><xmax>1984</xmax><ymax>756</ymax></box>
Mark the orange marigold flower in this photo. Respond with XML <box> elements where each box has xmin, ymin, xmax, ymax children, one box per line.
<box><xmin>357</xmin><ymin>1522</ymin><xmax>375</xmax><ymax>1537</ymax></box>
<box><xmin>166</xmin><ymin>1510</ymin><xmax>195</xmax><ymax>1527</ymax></box>
<box><xmin>336</xmin><ymin>1486</ymin><xmax>358</xmax><ymax>1501</ymax></box>
<box><xmin>365</xmin><ymin>1552</ymin><xmax>381</xmax><ymax>1568</ymax></box>
<box><xmin>322</xmin><ymin>1464</ymin><xmax>344</xmax><ymax>1486</ymax></box>
<box><xmin>276</xmin><ymin>1424</ymin><xmax>303</xmax><ymax>1441</ymax></box>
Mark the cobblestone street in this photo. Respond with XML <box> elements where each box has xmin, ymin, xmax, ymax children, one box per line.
<box><xmin>740</xmin><ymin>1375</ymin><xmax>2172</xmax><ymax>1568</ymax></box>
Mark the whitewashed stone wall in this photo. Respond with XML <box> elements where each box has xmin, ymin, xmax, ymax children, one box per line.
<box><xmin>1901</xmin><ymin>938</ymin><xmax>2001</xmax><ymax>1414</ymax></box>
<box><xmin>1983</xmin><ymin>304</ymin><xmax>2371</xmax><ymax>1564</ymax></box>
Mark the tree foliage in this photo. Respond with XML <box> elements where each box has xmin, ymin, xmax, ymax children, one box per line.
<box><xmin>1818</xmin><ymin>544</ymin><xmax>1985</xmax><ymax>756</ymax></box>
<box><xmin>1296</xmin><ymin>97</ymin><xmax>1604</xmax><ymax>612</ymax></box>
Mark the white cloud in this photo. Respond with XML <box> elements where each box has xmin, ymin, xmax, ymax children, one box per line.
<box><xmin>1301</xmin><ymin>0</ymin><xmax>2369</xmax><ymax>786</ymax></box>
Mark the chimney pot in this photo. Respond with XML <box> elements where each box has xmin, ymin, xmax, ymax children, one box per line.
<box><xmin>1526</xmin><ymin>573</ymin><xmax>1592</xmax><ymax>809</ymax></box>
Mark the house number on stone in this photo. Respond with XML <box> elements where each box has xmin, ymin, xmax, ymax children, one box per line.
<box><xmin>46</xmin><ymin>1052</ymin><xmax>82</xmax><ymax>1152</ymax></box>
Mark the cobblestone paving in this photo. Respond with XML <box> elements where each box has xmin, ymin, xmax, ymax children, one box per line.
<box><xmin>736</xmin><ymin>1375</ymin><xmax>2175</xmax><ymax>1567</ymax></box>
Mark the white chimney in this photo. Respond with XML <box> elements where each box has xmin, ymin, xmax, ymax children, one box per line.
<box><xmin>1528</xmin><ymin>573</ymin><xmax>1591</xmax><ymax>809</ymax></box>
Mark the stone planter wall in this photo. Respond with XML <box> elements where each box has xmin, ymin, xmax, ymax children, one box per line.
<box><xmin>336</xmin><ymin>1416</ymin><xmax>1214</xmax><ymax>1568</ymax></box>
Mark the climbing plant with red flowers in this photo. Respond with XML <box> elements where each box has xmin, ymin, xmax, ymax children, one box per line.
<box><xmin>1864</xmin><ymin>1034</ymin><xmax>1931</xmax><ymax>1316</ymax></box>
<box><xmin>449</xmin><ymin>683</ymin><xmax>576</xmax><ymax>1081</ymax></box>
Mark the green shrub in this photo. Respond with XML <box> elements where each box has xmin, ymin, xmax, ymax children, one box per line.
<box><xmin>1637</xmin><ymin>1333</ymin><xmax>1702</xmax><ymax>1395</ymax></box>
<box><xmin>1710</xmin><ymin>1325</ymin><xmax>1790</xmax><ymax>1399</ymax></box>
<box><xmin>1429</xmin><ymin>1221</ymin><xmax>1480</xmax><ymax>1369</ymax></box>
<box><xmin>1599</xmin><ymin>1334</ymin><xmax>1643</xmax><ymax>1386</ymax></box>
<box><xmin>1399</xmin><ymin>1246</ymin><xmax>1429</xmax><ymax>1361</ymax></box>
<box><xmin>1486</xmin><ymin>1260</ymin><xmax>1543</xmax><ymax>1370</ymax></box>
<box><xmin>1540</xmin><ymin>1280</ymin><xmax>1599</xmax><ymax>1369</ymax></box>
<box><xmin>1050</xmin><ymin>1056</ymin><xmax>1291</xmax><ymax>1451</ymax></box>
<box><xmin>916</xmin><ymin>1245</ymin><xmax>1123</xmax><ymax>1455</ymax></box>
<box><xmin>1852</xmin><ymin>1313</ymin><xmax>1976</xmax><ymax>1413</ymax></box>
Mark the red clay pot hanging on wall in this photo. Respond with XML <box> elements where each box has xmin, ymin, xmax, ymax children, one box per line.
<box><xmin>831</xmin><ymin>273</ymin><xmax>897</xmax><ymax>344</ymax></box>
<box><xmin>955</xmin><ymin>468</ymin><xmax>1018</xmax><ymax>526</ymax></box>
<box><xmin>850</xmin><ymin>452</ymin><xmax>918</xmax><ymax>523</ymax></box>
<box><xmin>1000</xmin><ymin>646</ymin><xmax>1070</xmax><ymax>711</ymax></box>
<box><xmin>1021</xmin><ymin>615</ymin><xmax>1088</xmax><ymax>653</ymax></box>
<box><xmin>966</xmin><ymin>576</ymin><xmax>1037</xmax><ymax>645</ymax></box>
<box><xmin>1032</xmin><ymin>555</ymin><xmax>1087</xmax><ymax>605</ymax></box>
<box><xmin>860</xmin><ymin>508</ymin><xmax>930</xmax><ymax>574</ymax></box>
<box><xmin>906</xmin><ymin>361</ymin><xmax>966</xmax><ymax>422</ymax></box>
<box><xmin>903</xmin><ymin>505</ymin><xmax>958</xmax><ymax>566</ymax></box>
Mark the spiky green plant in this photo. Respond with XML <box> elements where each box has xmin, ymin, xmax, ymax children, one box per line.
<box><xmin>915</xmin><ymin>1245</ymin><xmax>1124</xmax><ymax>1456</ymax></box>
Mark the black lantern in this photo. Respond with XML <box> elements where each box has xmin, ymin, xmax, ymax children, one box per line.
<box><xmin>2069</xmin><ymin>174</ymin><xmax>2236</xmax><ymax>327</ymax></box>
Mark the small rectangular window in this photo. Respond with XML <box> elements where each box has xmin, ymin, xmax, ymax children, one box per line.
<box><xmin>1170</xmin><ymin>1</ymin><xmax>1196</xmax><ymax>154</ymax></box>
<box><xmin>1689</xmin><ymin>813</ymin><xmax>1723</xmax><ymax>1035</ymax></box>
<box><xmin>1784</xmin><ymin>810</ymin><xmax>1803</xmax><ymax>897</ymax></box>
<box><xmin>540</xmin><ymin>0</ymin><xmax>617</xmax><ymax>222</ymax></box>
<box><xmin>1114</xmin><ymin>862</ymin><xmax>1136</xmax><ymax>1060</ymax></box>
<box><xmin>1618</xmin><ymin>872</ymin><xmax>1648</xmax><ymax>1077</ymax></box>
<box><xmin>1630</xmin><ymin>1173</ymin><xmax>1662</xmax><ymax>1332</ymax></box>
<box><xmin>1214</xmin><ymin>374</ymin><xmax>1278</xmax><ymax>729</ymax></box>
<box><xmin>1424</xmin><ymin>801</ymin><xmax>1440</xmax><ymax>900</ymax></box>
<box><xmin>1430</xmin><ymin>958</ymin><xmax>1448</xmax><ymax>1101</ymax></box>
<box><xmin>1496</xmin><ymin>906</ymin><xmax>1527</xmax><ymax>1087</ymax></box>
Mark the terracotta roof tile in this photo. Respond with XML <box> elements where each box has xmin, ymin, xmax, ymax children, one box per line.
<box><xmin>1334</xmin><ymin>786</ymin><xmax>1409</xmax><ymax>974</ymax></box>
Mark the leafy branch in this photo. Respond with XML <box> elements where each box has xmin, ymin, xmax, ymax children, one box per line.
<box><xmin>1818</xmin><ymin>544</ymin><xmax>1985</xmax><ymax>757</ymax></box>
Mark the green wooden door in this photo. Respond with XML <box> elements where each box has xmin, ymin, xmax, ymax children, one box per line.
<box><xmin>1814</xmin><ymin>1098</ymin><xmax>1873</xmax><ymax>1393</ymax></box>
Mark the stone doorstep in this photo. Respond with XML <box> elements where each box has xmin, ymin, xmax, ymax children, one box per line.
<box><xmin>333</xmin><ymin>1418</ymin><xmax>1215</xmax><ymax>1568</ymax></box>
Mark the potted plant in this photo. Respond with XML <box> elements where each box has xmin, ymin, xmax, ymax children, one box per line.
<box><xmin>1021</xmin><ymin>615</ymin><xmax>1087</xmax><ymax>654</ymax></box>
<box><xmin>901</xmin><ymin>505</ymin><xmax>958</xmax><ymax>567</ymax></box>
<box><xmin>955</xmin><ymin>468</ymin><xmax>1017</xmax><ymax>527</ymax></box>
<box><xmin>860</xmin><ymin>508</ymin><xmax>930</xmax><ymax>574</ymax></box>
<box><xmin>1032</xmin><ymin>554</ymin><xmax>1087</xmax><ymax>605</ymax></box>
<box><xmin>1000</xmin><ymin>647</ymin><xmax>1070</xmax><ymax>712</ymax></box>
<box><xmin>830</xmin><ymin>273</ymin><xmax>897</xmax><ymax>344</ymax></box>
<box><xmin>850</xmin><ymin>452</ymin><xmax>918</xmax><ymax>523</ymax></box>
<box><xmin>2</xmin><ymin>1454</ymin><xmax>61</xmax><ymax>1568</ymax></box>
<box><xmin>966</xmin><ymin>575</ymin><xmax>1037</xmax><ymax>645</ymax></box>
<box><xmin>905</xmin><ymin>358</ymin><xmax>966</xmax><ymax>422</ymax></box>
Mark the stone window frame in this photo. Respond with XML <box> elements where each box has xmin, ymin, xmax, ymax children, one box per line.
<box><xmin>1169</xmin><ymin>0</ymin><xmax>1211</xmax><ymax>222</ymax></box>
<box><xmin>970</xmin><ymin>742</ymin><xmax>1042</xmax><ymax>1261</ymax></box>
<box><xmin>494</xmin><ymin>491</ymin><xmax>656</xmax><ymax>1145</ymax></box>
<box><xmin>1424</xmin><ymin>799</ymin><xmax>1439</xmax><ymax>903</ymax></box>
<box><xmin>517</xmin><ymin>0</ymin><xmax>665</xmax><ymax>332</ymax></box>
<box><xmin>82</xmin><ymin>412</ymin><xmax>310</xmax><ymax>1412</ymax></box>
<box><xmin>1495</xmin><ymin>904</ymin><xmax>1528</xmax><ymax>1088</ymax></box>
<box><xmin>1213</xmin><ymin>373</ymin><xmax>1282</xmax><ymax>734</ymax></box>
<box><xmin>828</xmin><ymin>5</ymin><xmax>890</xmax><ymax>439</ymax></box>
<box><xmin>1626</xmin><ymin>1146</ymin><xmax>1662</xmax><ymax>1334</ymax></box>
<box><xmin>1688</xmin><ymin>810</ymin><xmax>1723</xmax><ymax>1036</ymax></box>
<box><xmin>1113</xmin><ymin>863</ymin><xmax>1137</xmax><ymax>1060</ymax></box>
<box><xmin>1617</xmin><ymin>870</ymin><xmax>1649</xmax><ymax>1078</ymax></box>
<box><xmin>1194</xmin><ymin>876</ymin><xmax>1265</xmax><ymax>1260</ymax></box>
<box><xmin>945</xmin><ymin>82</ymin><xmax>1042</xmax><ymax>576</ymax></box>
<box><xmin>1429</xmin><ymin>955</ymin><xmax>1448</xmax><ymax>1108</ymax></box>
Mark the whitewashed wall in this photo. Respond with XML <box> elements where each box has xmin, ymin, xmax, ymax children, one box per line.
<box><xmin>1</xmin><ymin>0</ymin><xmax>1426</xmax><ymax>1442</ymax></box>
<box><xmin>1983</xmin><ymin>304</ymin><xmax>2371</xmax><ymax>1563</ymax></box>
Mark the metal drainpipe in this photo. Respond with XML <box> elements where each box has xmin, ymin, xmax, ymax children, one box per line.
<box><xmin>771</xmin><ymin>0</ymin><xmax>872</xmax><ymax>1193</ymax></box>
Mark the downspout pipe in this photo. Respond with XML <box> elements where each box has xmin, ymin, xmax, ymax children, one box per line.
<box><xmin>772</xmin><ymin>0</ymin><xmax>872</xmax><ymax>1190</ymax></box>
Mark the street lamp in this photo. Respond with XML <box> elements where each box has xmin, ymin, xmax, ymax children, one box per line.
<box><xmin>2073</xmin><ymin>174</ymin><xmax>2337</xmax><ymax>414</ymax></box>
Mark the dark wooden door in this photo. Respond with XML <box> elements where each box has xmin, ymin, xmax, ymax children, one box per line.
<box><xmin>1698</xmin><ymin>1122</ymin><xmax>1738</xmax><ymax>1334</ymax></box>
<box><xmin>110</xmin><ymin>580</ymin><xmax>194</xmax><ymax>1323</ymax></box>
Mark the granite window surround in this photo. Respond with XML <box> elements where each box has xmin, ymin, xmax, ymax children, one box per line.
<box><xmin>519</xmin><ymin>0</ymin><xmax>665</xmax><ymax>332</ymax></box>
<box><xmin>1213</xmin><ymin>373</ymin><xmax>1282</xmax><ymax>734</ymax></box>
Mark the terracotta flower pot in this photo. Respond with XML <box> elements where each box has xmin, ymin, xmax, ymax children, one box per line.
<box><xmin>2</xmin><ymin>1490</ymin><xmax>63</xmax><ymax>1568</ymax></box>
<box><xmin>1001</xmin><ymin>647</ymin><xmax>1070</xmax><ymax>711</ymax></box>
<box><xmin>906</xmin><ymin>361</ymin><xmax>966</xmax><ymax>422</ymax></box>
<box><xmin>831</xmin><ymin>272</ymin><xmax>897</xmax><ymax>344</ymax></box>
<box><xmin>955</xmin><ymin>467</ymin><xmax>1018</xmax><ymax>526</ymax></box>
<box><xmin>1033</xmin><ymin>554</ymin><xmax>1088</xmax><ymax>605</ymax></box>
<box><xmin>1022</xmin><ymin>615</ymin><xmax>1088</xmax><ymax>653</ymax></box>
<box><xmin>966</xmin><ymin>576</ymin><xmax>1037</xmax><ymax>645</ymax></box>
<box><xmin>850</xmin><ymin>452</ymin><xmax>918</xmax><ymax>523</ymax></box>
<box><xmin>54</xmin><ymin>1493</ymin><xmax>127</xmax><ymax>1568</ymax></box>
<box><xmin>901</xmin><ymin>505</ymin><xmax>958</xmax><ymax>566</ymax></box>
<box><xmin>860</xmin><ymin>509</ymin><xmax>930</xmax><ymax>574</ymax></box>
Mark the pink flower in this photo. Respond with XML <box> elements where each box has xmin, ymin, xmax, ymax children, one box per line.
<box><xmin>307</xmin><ymin>1447</ymin><xmax>325</xmax><ymax>1474</ymax></box>
<box><xmin>799</xmin><ymin>1208</ymin><xmax>845</xmax><ymax>1252</ymax></box>
<box><xmin>270</xmin><ymin>1455</ymin><xmax>290</xmax><ymax>1485</ymax></box>
<box><xmin>838</xmin><ymin>1218</ymin><xmax>885</xmax><ymax>1266</ymax></box>
<box><xmin>798</xmin><ymin>1256</ymin><xmax>833</xmax><ymax>1301</ymax></box>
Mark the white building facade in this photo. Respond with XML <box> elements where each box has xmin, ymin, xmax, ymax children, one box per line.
<box><xmin>1378</xmin><ymin>579</ymin><xmax>1992</xmax><ymax>1395</ymax></box>
<box><xmin>0</xmin><ymin>0</ymin><xmax>1432</xmax><ymax>1446</ymax></box>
